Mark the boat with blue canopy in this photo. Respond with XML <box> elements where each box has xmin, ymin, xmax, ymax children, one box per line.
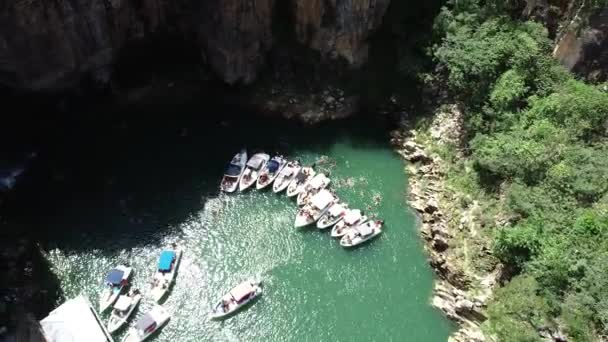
<box><xmin>99</xmin><ymin>265</ymin><xmax>133</xmax><ymax>313</ymax></box>
<box><xmin>150</xmin><ymin>247</ymin><xmax>183</xmax><ymax>303</ymax></box>
<box><xmin>221</xmin><ymin>149</ymin><xmax>247</xmax><ymax>193</ymax></box>
<box><xmin>257</xmin><ymin>155</ymin><xmax>287</xmax><ymax>190</ymax></box>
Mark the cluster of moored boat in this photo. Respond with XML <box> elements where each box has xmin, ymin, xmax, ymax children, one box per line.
<box><xmin>221</xmin><ymin>150</ymin><xmax>385</xmax><ymax>248</ymax></box>
<box><xmin>97</xmin><ymin>246</ymin><xmax>263</xmax><ymax>340</ymax></box>
<box><xmin>97</xmin><ymin>247</ymin><xmax>181</xmax><ymax>341</ymax></box>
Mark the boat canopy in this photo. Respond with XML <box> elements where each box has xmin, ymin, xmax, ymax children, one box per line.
<box><xmin>230</xmin><ymin>282</ymin><xmax>255</xmax><ymax>302</ymax></box>
<box><xmin>158</xmin><ymin>251</ymin><xmax>176</xmax><ymax>272</ymax></box>
<box><xmin>311</xmin><ymin>189</ymin><xmax>334</xmax><ymax>210</ymax></box>
<box><xmin>308</xmin><ymin>174</ymin><xmax>328</xmax><ymax>188</ymax></box>
<box><xmin>267</xmin><ymin>159</ymin><xmax>280</xmax><ymax>172</ymax></box>
<box><xmin>358</xmin><ymin>223</ymin><xmax>374</xmax><ymax>236</ymax></box>
<box><xmin>246</xmin><ymin>155</ymin><xmax>266</xmax><ymax>169</ymax></box>
<box><xmin>135</xmin><ymin>312</ymin><xmax>156</xmax><ymax>331</ymax></box>
<box><xmin>328</xmin><ymin>203</ymin><xmax>346</xmax><ymax>216</ymax></box>
<box><xmin>344</xmin><ymin>209</ymin><xmax>362</xmax><ymax>224</ymax></box>
<box><xmin>225</xmin><ymin>164</ymin><xmax>242</xmax><ymax>176</ymax></box>
<box><xmin>105</xmin><ymin>269</ymin><xmax>125</xmax><ymax>286</ymax></box>
<box><xmin>114</xmin><ymin>295</ymin><xmax>131</xmax><ymax>311</ymax></box>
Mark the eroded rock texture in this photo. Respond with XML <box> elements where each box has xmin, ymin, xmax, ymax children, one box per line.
<box><xmin>0</xmin><ymin>0</ymin><xmax>390</xmax><ymax>90</ymax></box>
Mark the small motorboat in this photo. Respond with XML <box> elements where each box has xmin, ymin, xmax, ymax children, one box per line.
<box><xmin>99</xmin><ymin>265</ymin><xmax>133</xmax><ymax>313</ymax></box>
<box><xmin>239</xmin><ymin>153</ymin><xmax>270</xmax><ymax>191</ymax></box>
<box><xmin>256</xmin><ymin>155</ymin><xmax>287</xmax><ymax>190</ymax></box>
<box><xmin>317</xmin><ymin>202</ymin><xmax>348</xmax><ymax>229</ymax></box>
<box><xmin>107</xmin><ymin>289</ymin><xmax>142</xmax><ymax>333</ymax></box>
<box><xmin>210</xmin><ymin>280</ymin><xmax>263</xmax><ymax>319</ymax></box>
<box><xmin>296</xmin><ymin>173</ymin><xmax>331</xmax><ymax>206</ymax></box>
<box><xmin>294</xmin><ymin>189</ymin><xmax>336</xmax><ymax>228</ymax></box>
<box><xmin>286</xmin><ymin>167</ymin><xmax>315</xmax><ymax>197</ymax></box>
<box><xmin>220</xmin><ymin>149</ymin><xmax>247</xmax><ymax>193</ymax></box>
<box><xmin>122</xmin><ymin>305</ymin><xmax>171</xmax><ymax>342</ymax></box>
<box><xmin>150</xmin><ymin>248</ymin><xmax>183</xmax><ymax>303</ymax></box>
<box><xmin>331</xmin><ymin>209</ymin><xmax>368</xmax><ymax>238</ymax></box>
<box><xmin>272</xmin><ymin>161</ymin><xmax>301</xmax><ymax>193</ymax></box>
<box><xmin>340</xmin><ymin>220</ymin><xmax>384</xmax><ymax>247</ymax></box>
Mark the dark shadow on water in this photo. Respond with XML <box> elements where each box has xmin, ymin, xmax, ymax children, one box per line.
<box><xmin>2</xmin><ymin>99</ymin><xmax>394</xmax><ymax>256</ymax></box>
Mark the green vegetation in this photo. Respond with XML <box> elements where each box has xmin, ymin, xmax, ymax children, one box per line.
<box><xmin>427</xmin><ymin>0</ymin><xmax>608</xmax><ymax>340</ymax></box>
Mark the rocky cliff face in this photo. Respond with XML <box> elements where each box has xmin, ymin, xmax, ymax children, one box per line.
<box><xmin>0</xmin><ymin>0</ymin><xmax>389</xmax><ymax>91</ymax></box>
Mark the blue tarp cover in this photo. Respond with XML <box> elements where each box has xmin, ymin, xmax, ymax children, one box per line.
<box><xmin>106</xmin><ymin>269</ymin><xmax>124</xmax><ymax>285</ymax></box>
<box><xmin>267</xmin><ymin>160</ymin><xmax>280</xmax><ymax>172</ymax></box>
<box><xmin>158</xmin><ymin>251</ymin><xmax>176</xmax><ymax>271</ymax></box>
<box><xmin>226</xmin><ymin>164</ymin><xmax>242</xmax><ymax>176</ymax></box>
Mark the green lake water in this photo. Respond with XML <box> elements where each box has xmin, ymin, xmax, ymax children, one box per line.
<box><xmin>33</xmin><ymin>113</ymin><xmax>453</xmax><ymax>341</ymax></box>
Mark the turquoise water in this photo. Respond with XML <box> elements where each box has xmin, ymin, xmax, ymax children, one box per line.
<box><xmin>37</xmin><ymin>115</ymin><xmax>453</xmax><ymax>341</ymax></box>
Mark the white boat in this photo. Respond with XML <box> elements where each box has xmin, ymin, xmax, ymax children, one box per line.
<box><xmin>210</xmin><ymin>280</ymin><xmax>263</xmax><ymax>319</ymax></box>
<box><xmin>256</xmin><ymin>155</ymin><xmax>287</xmax><ymax>190</ymax></box>
<box><xmin>317</xmin><ymin>202</ymin><xmax>348</xmax><ymax>229</ymax></box>
<box><xmin>220</xmin><ymin>149</ymin><xmax>247</xmax><ymax>193</ymax></box>
<box><xmin>99</xmin><ymin>265</ymin><xmax>133</xmax><ymax>313</ymax></box>
<box><xmin>331</xmin><ymin>209</ymin><xmax>368</xmax><ymax>238</ymax></box>
<box><xmin>340</xmin><ymin>220</ymin><xmax>384</xmax><ymax>247</ymax></box>
<box><xmin>272</xmin><ymin>161</ymin><xmax>301</xmax><ymax>193</ymax></box>
<box><xmin>107</xmin><ymin>289</ymin><xmax>142</xmax><ymax>333</ymax></box>
<box><xmin>122</xmin><ymin>305</ymin><xmax>170</xmax><ymax>342</ymax></box>
<box><xmin>150</xmin><ymin>248</ymin><xmax>182</xmax><ymax>303</ymax></box>
<box><xmin>294</xmin><ymin>189</ymin><xmax>336</xmax><ymax>228</ymax></box>
<box><xmin>239</xmin><ymin>153</ymin><xmax>270</xmax><ymax>191</ymax></box>
<box><xmin>286</xmin><ymin>167</ymin><xmax>315</xmax><ymax>197</ymax></box>
<box><xmin>296</xmin><ymin>173</ymin><xmax>331</xmax><ymax>206</ymax></box>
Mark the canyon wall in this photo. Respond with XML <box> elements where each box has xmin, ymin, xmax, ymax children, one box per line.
<box><xmin>0</xmin><ymin>0</ymin><xmax>390</xmax><ymax>90</ymax></box>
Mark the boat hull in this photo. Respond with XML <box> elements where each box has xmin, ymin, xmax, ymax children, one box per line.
<box><xmin>272</xmin><ymin>165</ymin><xmax>301</xmax><ymax>193</ymax></box>
<box><xmin>330</xmin><ymin>217</ymin><xmax>368</xmax><ymax>238</ymax></box>
<box><xmin>107</xmin><ymin>294</ymin><xmax>142</xmax><ymax>333</ymax></box>
<box><xmin>122</xmin><ymin>307</ymin><xmax>170</xmax><ymax>342</ymax></box>
<box><xmin>151</xmin><ymin>250</ymin><xmax>183</xmax><ymax>303</ymax></box>
<box><xmin>340</xmin><ymin>229</ymin><xmax>383</xmax><ymax>247</ymax></box>
<box><xmin>210</xmin><ymin>284</ymin><xmax>262</xmax><ymax>320</ymax></box>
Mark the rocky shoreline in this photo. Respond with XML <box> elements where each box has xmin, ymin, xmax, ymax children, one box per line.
<box><xmin>391</xmin><ymin>106</ymin><xmax>501</xmax><ymax>342</ymax></box>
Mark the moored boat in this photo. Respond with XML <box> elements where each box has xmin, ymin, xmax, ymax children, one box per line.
<box><xmin>210</xmin><ymin>280</ymin><xmax>263</xmax><ymax>319</ymax></box>
<box><xmin>256</xmin><ymin>155</ymin><xmax>287</xmax><ymax>190</ymax></box>
<box><xmin>317</xmin><ymin>202</ymin><xmax>348</xmax><ymax>229</ymax></box>
<box><xmin>107</xmin><ymin>289</ymin><xmax>142</xmax><ymax>333</ymax></box>
<box><xmin>340</xmin><ymin>220</ymin><xmax>384</xmax><ymax>247</ymax></box>
<box><xmin>294</xmin><ymin>189</ymin><xmax>336</xmax><ymax>228</ymax></box>
<box><xmin>99</xmin><ymin>265</ymin><xmax>133</xmax><ymax>313</ymax></box>
<box><xmin>296</xmin><ymin>173</ymin><xmax>330</xmax><ymax>206</ymax></box>
<box><xmin>239</xmin><ymin>153</ymin><xmax>270</xmax><ymax>191</ymax></box>
<box><xmin>122</xmin><ymin>305</ymin><xmax>170</xmax><ymax>342</ymax></box>
<box><xmin>220</xmin><ymin>149</ymin><xmax>247</xmax><ymax>193</ymax></box>
<box><xmin>272</xmin><ymin>161</ymin><xmax>301</xmax><ymax>193</ymax></box>
<box><xmin>331</xmin><ymin>209</ymin><xmax>367</xmax><ymax>238</ymax></box>
<box><xmin>150</xmin><ymin>248</ymin><xmax>182</xmax><ymax>303</ymax></box>
<box><xmin>286</xmin><ymin>167</ymin><xmax>315</xmax><ymax>197</ymax></box>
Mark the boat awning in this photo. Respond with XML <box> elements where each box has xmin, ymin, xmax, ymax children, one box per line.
<box><xmin>225</xmin><ymin>164</ymin><xmax>242</xmax><ymax>176</ymax></box>
<box><xmin>311</xmin><ymin>189</ymin><xmax>334</xmax><ymax>210</ymax></box>
<box><xmin>135</xmin><ymin>313</ymin><xmax>156</xmax><ymax>331</ymax></box>
<box><xmin>267</xmin><ymin>159</ymin><xmax>280</xmax><ymax>172</ymax></box>
<box><xmin>344</xmin><ymin>209</ymin><xmax>362</xmax><ymax>224</ymax></box>
<box><xmin>105</xmin><ymin>269</ymin><xmax>124</xmax><ymax>285</ymax></box>
<box><xmin>114</xmin><ymin>295</ymin><xmax>131</xmax><ymax>311</ymax></box>
<box><xmin>41</xmin><ymin>295</ymin><xmax>114</xmax><ymax>342</ymax></box>
<box><xmin>246</xmin><ymin>155</ymin><xmax>266</xmax><ymax>169</ymax></box>
<box><xmin>328</xmin><ymin>203</ymin><xmax>346</xmax><ymax>216</ymax></box>
<box><xmin>308</xmin><ymin>174</ymin><xmax>328</xmax><ymax>188</ymax></box>
<box><xmin>358</xmin><ymin>223</ymin><xmax>374</xmax><ymax>236</ymax></box>
<box><xmin>158</xmin><ymin>251</ymin><xmax>176</xmax><ymax>271</ymax></box>
<box><xmin>230</xmin><ymin>282</ymin><xmax>254</xmax><ymax>302</ymax></box>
